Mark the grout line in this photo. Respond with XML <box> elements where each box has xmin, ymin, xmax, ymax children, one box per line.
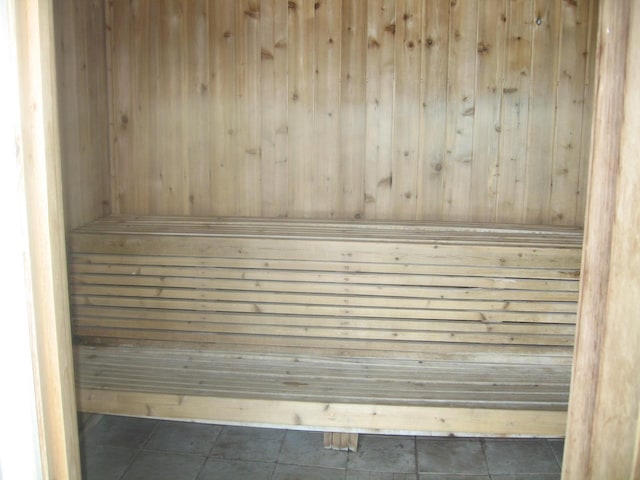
<box><xmin>480</xmin><ymin>437</ymin><xmax>492</xmax><ymax>479</ymax></box>
<box><xmin>269</xmin><ymin>428</ymin><xmax>288</xmax><ymax>480</ymax></box>
<box><xmin>414</xmin><ymin>435</ymin><xmax>420</xmax><ymax>480</ymax></box>
<box><xmin>547</xmin><ymin>438</ymin><xmax>564</xmax><ymax>469</ymax></box>
<box><xmin>117</xmin><ymin>418</ymin><xmax>160</xmax><ymax>480</ymax></box>
<box><xmin>205</xmin><ymin>424</ymin><xmax>224</xmax><ymax>458</ymax></box>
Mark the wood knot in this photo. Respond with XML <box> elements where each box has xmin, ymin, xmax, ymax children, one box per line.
<box><xmin>244</xmin><ymin>8</ymin><xmax>259</xmax><ymax>19</ymax></box>
<box><xmin>477</xmin><ymin>42</ymin><xmax>490</xmax><ymax>55</ymax></box>
<box><xmin>368</xmin><ymin>37</ymin><xmax>381</xmax><ymax>49</ymax></box>
<box><xmin>384</xmin><ymin>23</ymin><xmax>396</xmax><ymax>34</ymax></box>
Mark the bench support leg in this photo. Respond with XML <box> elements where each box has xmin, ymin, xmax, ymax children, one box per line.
<box><xmin>323</xmin><ymin>432</ymin><xmax>359</xmax><ymax>452</ymax></box>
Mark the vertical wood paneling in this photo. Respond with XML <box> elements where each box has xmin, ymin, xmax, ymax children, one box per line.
<box><xmin>576</xmin><ymin>0</ymin><xmax>599</xmax><ymax>226</ymax></box>
<box><xmin>287</xmin><ymin>0</ymin><xmax>315</xmax><ymax>216</ymax></box>
<box><xmin>417</xmin><ymin>0</ymin><xmax>449</xmax><ymax>220</ymax></box>
<box><xmin>211</xmin><ymin>0</ymin><xmax>236</xmax><ymax>215</ymax></box>
<box><xmin>185</xmin><ymin>0</ymin><xmax>210</xmax><ymax>214</ymax></box>
<box><xmin>110</xmin><ymin>0</ymin><xmax>133</xmax><ymax>213</ymax></box>
<box><xmin>391</xmin><ymin>0</ymin><xmax>422</xmax><ymax>219</ymax></box>
<box><xmin>340</xmin><ymin>0</ymin><xmax>367</xmax><ymax>218</ymax></box>
<box><xmin>470</xmin><ymin>0</ymin><xmax>506</xmax><ymax>222</ymax></box>
<box><xmin>442</xmin><ymin>0</ymin><xmax>478</xmax><ymax>221</ymax></box>
<box><xmin>259</xmin><ymin>0</ymin><xmax>288</xmax><ymax>217</ymax></box>
<box><xmin>235</xmin><ymin>0</ymin><xmax>262</xmax><ymax>216</ymax></box>
<box><xmin>101</xmin><ymin>0</ymin><xmax>598</xmax><ymax>226</ymax></box>
<box><xmin>154</xmin><ymin>0</ymin><xmax>186</xmax><ymax>214</ymax></box>
<box><xmin>131</xmin><ymin>0</ymin><xmax>151</xmax><ymax>214</ymax></box>
<box><xmin>315</xmin><ymin>0</ymin><xmax>342</xmax><ymax>217</ymax></box>
<box><xmin>56</xmin><ymin>0</ymin><xmax>82</xmax><ymax>224</ymax></box>
<box><xmin>496</xmin><ymin>0</ymin><xmax>532</xmax><ymax>222</ymax></box>
<box><xmin>364</xmin><ymin>0</ymin><xmax>395</xmax><ymax>219</ymax></box>
<box><xmin>550</xmin><ymin>0</ymin><xmax>591</xmax><ymax>225</ymax></box>
<box><xmin>524</xmin><ymin>0</ymin><xmax>561</xmax><ymax>224</ymax></box>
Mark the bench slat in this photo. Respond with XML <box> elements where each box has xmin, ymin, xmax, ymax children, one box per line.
<box><xmin>73</xmin><ymin>306</ymin><xmax>576</xmax><ymax>335</ymax></box>
<box><xmin>75</xmin><ymin>346</ymin><xmax>570</xmax><ymax>410</ymax></box>
<box><xmin>69</xmin><ymin>234</ymin><xmax>581</xmax><ymax>269</ymax></box>
<box><xmin>70</xmin><ymin>261</ymin><xmax>580</xmax><ymax>291</ymax></box>
<box><xmin>71</xmin><ymin>253</ymin><xmax>581</xmax><ymax>280</ymax></box>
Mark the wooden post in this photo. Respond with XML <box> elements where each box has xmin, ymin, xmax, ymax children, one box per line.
<box><xmin>563</xmin><ymin>0</ymin><xmax>640</xmax><ymax>478</ymax></box>
<box><xmin>12</xmin><ymin>0</ymin><xmax>81</xmax><ymax>477</ymax></box>
<box><xmin>323</xmin><ymin>432</ymin><xmax>359</xmax><ymax>452</ymax></box>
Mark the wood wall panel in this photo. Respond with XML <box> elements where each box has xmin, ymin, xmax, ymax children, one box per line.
<box><xmin>106</xmin><ymin>0</ymin><xmax>598</xmax><ymax>225</ymax></box>
<box><xmin>55</xmin><ymin>0</ymin><xmax>110</xmax><ymax>229</ymax></box>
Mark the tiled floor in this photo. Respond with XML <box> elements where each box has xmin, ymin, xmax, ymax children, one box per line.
<box><xmin>80</xmin><ymin>415</ymin><xmax>564</xmax><ymax>480</ymax></box>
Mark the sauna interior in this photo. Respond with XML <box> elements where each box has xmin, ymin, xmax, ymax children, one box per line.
<box><xmin>55</xmin><ymin>0</ymin><xmax>598</xmax><ymax>442</ymax></box>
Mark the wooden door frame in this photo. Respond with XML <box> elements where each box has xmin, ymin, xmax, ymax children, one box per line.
<box><xmin>563</xmin><ymin>0</ymin><xmax>640</xmax><ymax>478</ymax></box>
<box><xmin>6</xmin><ymin>0</ymin><xmax>81</xmax><ymax>477</ymax></box>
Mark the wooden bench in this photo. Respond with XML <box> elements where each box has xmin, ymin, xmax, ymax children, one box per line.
<box><xmin>68</xmin><ymin>215</ymin><xmax>582</xmax><ymax>441</ymax></box>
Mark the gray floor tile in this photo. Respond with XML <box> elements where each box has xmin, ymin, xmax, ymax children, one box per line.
<box><xmin>209</xmin><ymin>425</ymin><xmax>286</xmax><ymax>462</ymax></box>
<box><xmin>84</xmin><ymin>415</ymin><xmax>157</xmax><ymax>449</ymax></box>
<box><xmin>121</xmin><ymin>451</ymin><xmax>206</xmax><ymax>480</ymax></box>
<box><xmin>197</xmin><ymin>458</ymin><xmax>275</xmax><ymax>480</ymax></box>
<box><xmin>274</xmin><ymin>463</ymin><xmax>347</xmax><ymax>480</ymax></box>
<box><xmin>547</xmin><ymin>439</ymin><xmax>564</xmax><ymax>466</ymax></box>
<box><xmin>483</xmin><ymin>439</ymin><xmax>560</xmax><ymax>475</ymax></box>
<box><xmin>80</xmin><ymin>445</ymin><xmax>137</xmax><ymax>480</ymax></box>
<box><xmin>279</xmin><ymin>430</ymin><xmax>348</xmax><ymax>469</ymax></box>
<box><xmin>417</xmin><ymin>437</ymin><xmax>488</xmax><ymax>475</ymax></box>
<box><xmin>347</xmin><ymin>472</ymin><xmax>417</xmax><ymax>480</ymax></box>
<box><xmin>347</xmin><ymin>435</ymin><xmax>416</xmax><ymax>474</ymax></box>
<box><xmin>144</xmin><ymin>420</ymin><xmax>222</xmax><ymax>455</ymax></box>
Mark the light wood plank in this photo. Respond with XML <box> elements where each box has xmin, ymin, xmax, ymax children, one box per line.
<box><xmin>287</xmin><ymin>0</ymin><xmax>315</xmax><ymax>217</ymax></box>
<box><xmin>496</xmin><ymin>0</ymin><xmax>532</xmax><ymax>223</ymax></box>
<box><xmin>339</xmin><ymin>0</ymin><xmax>367</xmax><ymax>219</ymax></box>
<box><xmin>417</xmin><ymin>0</ymin><xmax>449</xmax><ymax>220</ymax></box>
<box><xmin>442</xmin><ymin>0</ymin><xmax>477</xmax><ymax>221</ymax></box>
<box><xmin>549</xmin><ymin>0</ymin><xmax>590</xmax><ymax>225</ymax></box>
<box><xmin>314</xmin><ymin>0</ymin><xmax>342</xmax><ymax>218</ymax></box>
<box><xmin>110</xmin><ymin>0</ymin><xmax>133</xmax><ymax>213</ymax></box>
<box><xmin>259</xmin><ymin>0</ymin><xmax>289</xmax><ymax>217</ymax></box>
<box><xmin>185</xmin><ymin>0</ymin><xmax>211</xmax><ymax>215</ymax></box>
<box><xmin>391</xmin><ymin>0</ymin><xmax>422</xmax><ymax>220</ymax></box>
<box><xmin>78</xmin><ymin>388</ymin><xmax>568</xmax><ymax>437</ymax></box>
<box><xmin>364</xmin><ymin>0</ymin><xmax>395</xmax><ymax>219</ymax></box>
<box><xmin>235</xmin><ymin>0</ymin><xmax>262</xmax><ymax>216</ymax></box>
<box><xmin>212</xmin><ymin>0</ymin><xmax>237</xmax><ymax>215</ymax></box>
<box><xmin>523</xmin><ymin>0</ymin><xmax>561</xmax><ymax>224</ymax></box>
<box><xmin>470</xmin><ymin>0</ymin><xmax>506</xmax><ymax>222</ymax></box>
